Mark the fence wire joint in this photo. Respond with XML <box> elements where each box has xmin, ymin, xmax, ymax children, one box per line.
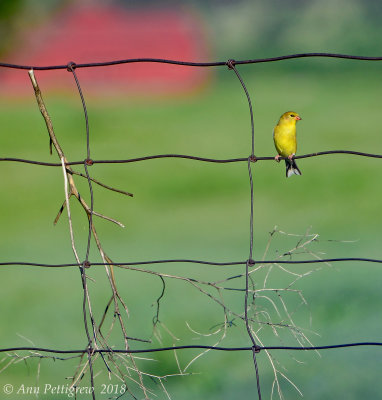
<box><xmin>66</xmin><ymin>61</ymin><xmax>77</xmax><ymax>71</ymax></box>
<box><xmin>226</xmin><ymin>59</ymin><xmax>236</xmax><ymax>70</ymax></box>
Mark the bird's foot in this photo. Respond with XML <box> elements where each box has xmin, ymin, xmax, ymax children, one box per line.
<box><xmin>274</xmin><ymin>155</ymin><xmax>281</xmax><ymax>163</ymax></box>
<box><xmin>288</xmin><ymin>154</ymin><xmax>295</xmax><ymax>160</ymax></box>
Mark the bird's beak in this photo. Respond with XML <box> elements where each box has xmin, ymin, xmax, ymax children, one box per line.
<box><xmin>295</xmin><ymin>116</ymin><xmax>302</xmax><ymax>121</ymax></box>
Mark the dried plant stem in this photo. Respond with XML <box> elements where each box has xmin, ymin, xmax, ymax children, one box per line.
<box><xmin>29</xmin><ymin>69</ymin><xmax>121</xmax><ymax>311</ymax></box>
<box><xmin>28</xmin><ymin>69</ymin><xmax>148</xmax><ymax>396</ymax></box>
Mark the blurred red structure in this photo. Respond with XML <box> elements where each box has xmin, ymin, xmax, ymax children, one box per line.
<box><xmin>0</xmin><ymin>4</ymin><xmax>211</xmax><ymax>96</ymax></box>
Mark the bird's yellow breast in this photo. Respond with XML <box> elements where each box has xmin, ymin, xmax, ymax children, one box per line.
<box><xmin>273</xmin><ymin>123</ymin><xmax>297</xmax><ymax>157</ymax></box>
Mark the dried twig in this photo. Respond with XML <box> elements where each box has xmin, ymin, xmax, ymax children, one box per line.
<box><xmin>28</xmin><ymin>69</ymin><xmax>147</xmax><ymax>397</ymax></box>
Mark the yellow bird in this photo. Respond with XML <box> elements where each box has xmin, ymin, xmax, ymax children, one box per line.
<box><xmin>273</xmin><ymin>111</ymin><xmax>302</xmax><ymax>178</ymax></box>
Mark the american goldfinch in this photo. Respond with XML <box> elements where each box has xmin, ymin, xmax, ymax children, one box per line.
<box><xmin>273</xmin><ymin>111</ymin><xmax>302</xmax><ymax>178</ymax></box>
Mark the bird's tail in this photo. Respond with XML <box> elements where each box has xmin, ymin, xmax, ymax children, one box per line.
<box><xmin>285</xmin><ymin>159</ymin><xmax>302</xmax><ymax>178</ymax></box>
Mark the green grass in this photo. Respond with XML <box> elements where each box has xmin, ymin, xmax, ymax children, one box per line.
<box><xmin>0</xmin><ymin>67</ymin><xmax>382</xmax><ymax>399</ymax></box>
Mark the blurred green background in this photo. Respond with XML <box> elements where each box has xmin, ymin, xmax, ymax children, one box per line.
<box><xmin>1</xmin><ymin>1</ymin><xmax>382</xmax><ymax>399</ymax></box>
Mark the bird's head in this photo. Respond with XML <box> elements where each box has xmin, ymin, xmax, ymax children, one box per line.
<box><xmin>281</xmin><ymin>111</ymin><xmax>302</xmax><ymax>123</ymax></box>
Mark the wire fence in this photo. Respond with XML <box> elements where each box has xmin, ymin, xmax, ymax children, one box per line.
<box><xmin>1</xmin><ymin>52</ymin><xmax>382</xmax><ymax>399</ymax></box>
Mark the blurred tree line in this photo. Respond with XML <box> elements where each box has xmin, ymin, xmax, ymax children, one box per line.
<box><xmin>0</xmin><ymin>0</ymin><xmax>61</xmax><ymax>56</ymax></box>
<box><xmin>1</xmin><ymin>0</ymin><xmax>381</xmax><ymax>64</ymax></box>
<box><xmin>0</xmin><ymin>0</ymin><xmax>23</xmax><ymax>55</ymax></box>
<box><xmin>205</xmin><ymin>0</ymin><xmax>382</xmax><ymax>60</ymax></box>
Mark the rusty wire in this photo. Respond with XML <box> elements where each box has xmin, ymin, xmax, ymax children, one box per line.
<box><xmin>1</xmin><ymin>257</ymin><xmax>382</xmax><ymax>268</ymax></box>
<box><xmin>1</xmin><ymin>52</ymin><xmax>382</xmax><ymax>70</ymax></box>
<box><xmin>1</xmin><ymin>149</ymin><xmax>382</xmax><ymax>168</ymax></box>
<box><xmin>1</xmin><ymin>341</ymin><xmax>382</xmax><ymax>355</ymax></box>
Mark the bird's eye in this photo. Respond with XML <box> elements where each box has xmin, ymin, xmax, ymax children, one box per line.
<box><xmin>290</xmin><ymin>114</ymin><xmax>295</xmax><ymax>117</ymax></box>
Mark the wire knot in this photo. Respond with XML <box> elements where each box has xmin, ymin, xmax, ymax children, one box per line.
<box><xmin>226</xmin><ymin>59</ymin><xmax>236</xmax><ymax>70</ymax></box>
<box><xmin>85</xmin><ymin>158</ymin><xmax>94</xmax><ymax>166</ymax></box>
<box><xmin>247</xmin><ymin>259</ymin><xmax>255</xmax><ymax>266</ymax></box>
<box><xmin>253</xmin><ymin>345</ymin><xmax>261</xmax><ymax>353</ymax></box>
<box><xmin>66</xmin><ymin>61</ymin><xmax>77</xmax><ymax>72</ymax></box>
<box><xmin>249</xmin><ymin>155</ymin><xmax>257</xmax><ymax>163</ymax></box>
<box><xmin>83</xmin><ymin>260</ymin><xmax>91</xmax><ymax>269</ymax></box>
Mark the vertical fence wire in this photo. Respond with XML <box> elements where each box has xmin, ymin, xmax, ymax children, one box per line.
<box><xmin>228</xmin><ymin>59</ymin><xmax>262</xmax><ymax>399</ymax></box>
<box><xmin>67</xmin><ymin>62</ymin><xmax>96</xmax><ymax>400</ymax></box>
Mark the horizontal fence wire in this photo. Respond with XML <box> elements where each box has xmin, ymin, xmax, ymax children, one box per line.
<box><xmin>1</xmin><ymin>258</ymin><xmax>382</xmax><ymax>268</ymax></box>
<box><xmin>1</xmin><ymin>52</ymin><xmax>382</xmax><ymax>70</ymax></box>
<box><xmin>1</xmin><ymin>52</ymin><xmax>382</xmax><ymax>400</ymax></box>
<box><xmin>1</xmin><ymin>150</ymin><xmax>382</xmax><ymax>168</ymax></box>
<box><xmin>1</xmin><ymin>342</ymin><xmax>382</xmax><ymax>355</ymax></box>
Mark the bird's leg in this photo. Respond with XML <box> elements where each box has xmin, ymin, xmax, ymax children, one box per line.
<box><xmin>274</xmin><ymin>155</ymin><xmax>281</xmax><ymax>163</ymax></box>
<box><xmin>288</xmin><ymin>153</ymin><xmax>295</xmax><ymax>160</ymax></box>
